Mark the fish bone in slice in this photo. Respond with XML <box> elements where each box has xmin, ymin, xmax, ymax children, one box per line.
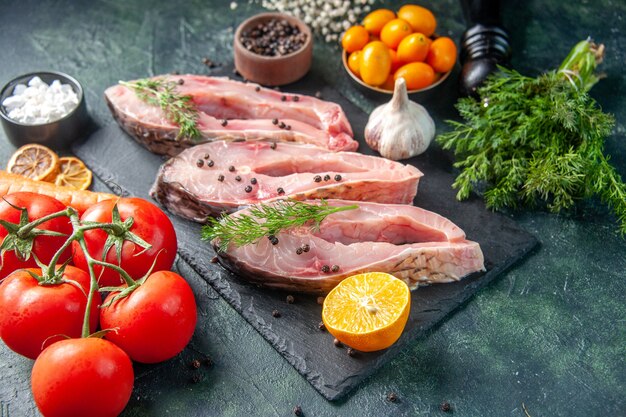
<box><xmin>213</xmin><ymin>200</ymin><xmax>485</xmax><ymax>293</ymax></box>
<box><xmin>150</xmin><ymin>141</ymin><xmax>423</xmax><ymax>222</ymax></box>
<box><xmin>105</xmin><ymin>75</ymin><xmax>358</xmax><ymax>156</ymax></box>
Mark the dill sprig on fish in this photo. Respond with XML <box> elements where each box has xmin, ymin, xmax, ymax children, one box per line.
<box><xmin>201</xmin><ymin>199</ymin><xmax>358</xmax><ymax>251</ymax></box>
<box><xmin>120</xmin><ymin>78</ymin><xmax>201</xmax><ymax>140</ymax></box>
<box><xmin>437</xmin><ymin>39</ymin><xmax>626</xmax><ymax>234</ymax></box>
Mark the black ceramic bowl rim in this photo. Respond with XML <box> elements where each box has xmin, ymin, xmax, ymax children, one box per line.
<box><xmin>342</xmin><ymin>50</ymin><xmax>452</xmax><ymax>95</ymax></box>
<box><xmin>0</xmin><ymin>70</ymin><xmax>84</xmax><ymax>127</ymax></box>
<box><xmin>234</xmin><ymin>12</ymin><xmax>313</xmax><ymax>62</ymax></box>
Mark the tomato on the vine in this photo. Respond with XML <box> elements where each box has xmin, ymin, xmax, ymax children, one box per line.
<box><xmin>0</xmin><ymin>266</ymin><xmax>100</xmax><ymax>359</ymax></box>
<box><xmin>72</xmin><ymin>197</ymin><xmax>177</xmax><ymax>287</ymax></box>
<box><xmin>0</xmin><ymin>192</ymin><xmax>72</xmax><ymax>278</ymax></box>
<box><xmin>31</xmin><ymin>337</ymin><xmax>134</xmax><ymax>417</ymax></box>
<box><xmin>100</xmin><ymin>270</ymin><xmax>197</xmax><ymax>363</ymax></box>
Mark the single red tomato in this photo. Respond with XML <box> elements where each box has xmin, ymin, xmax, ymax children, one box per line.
<box><xmin>0</xmin><ymin>266</ymin><xmax>100</xmax><ymax>359</ymax></box>
<box><xmin>31</xmin><ymin>337</ymin><xmax>134</xmax><ymax>417</ymax></box>
<box><xmin>72</xmin><ymin>197</ymin><xmax>177</xmax><ymax>287</ymax></box>
<box><xmin>100</xmin><ymin>270</ymin><xmax>197</xmax><ymax>363</ymax></box>
<box><xmin>0</xmin><ymin>192</ymin><xmax>72</xmax><ymax>278</ymax></box>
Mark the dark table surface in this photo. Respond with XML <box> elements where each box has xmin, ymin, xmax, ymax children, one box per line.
<box><xmin>0</xmin><ymin>1</ymin><xmax>624</xmax><ymax>416</ymax></box>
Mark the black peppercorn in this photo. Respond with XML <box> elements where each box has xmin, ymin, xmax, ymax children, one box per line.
<box><xmin>301</xmin><ymin>244</ymin><xmax>310</xmax><ymax>252</ymax></box>
<box><xmin>321</xmin><ymin>265</ymin><xmax>330</xmax><ymax>273</ymax></box>
<box><xmin>270</xmin><ymin>142</ymin><xmax>277</xmax><ymax>150</ymax></box>
<box><xmin>331</xmin><ymin>265</ymin><xmax>340</xmax><ymax>272</ymax></box>
<box><xmin>250</xmin><ymin>177</ymin><xmax>257</xmax><ymax>185</ymax></box>
<box><xmin>268</xmin><ymin>235</ymin><xmax>279</xmax><ymax>245</ymax></box>
<box><xmin>285</xmin><ymin>125</ymin><xmax>291</xmax><ymax>130</ymax></box>
<box><xmin>207</xmin><ymin>160</ymin><xmax>215</xmax><ymax>167</ymax></box>
<box><xmin>277</xmin><ymin>187</ymin><xmax>285</xmax><ymax>195</ymax></box>
<box><xmin>313</xmin><ymin>175</ymin><xmax>322</xmax><ymax>182</ymax></box>
<box><xmin>245</xmin><ymin>185</ymin><xmax>252</xmax><ymax>193</ymax></box>
<box><xmin>217</xmin><ymin>174</ymin><xmax>224</xmax><ymax>182</ymax></box>
<box><xmin>272</xmin><ymin>309</ymin><xmax>281</xmax><ymax>318</ymax></box>
<box><xmin>293</xmin><ymin>96</ymin><xmax>299</xmax><ymax>102</ymax></box>
<box><xmin>196</xmin><ymin>159</ymin><xmax>204</xmax><ymax>167</ymax></box>
<box><xmin>204</xmin><ymin>153</ymin><xmax>210</xmax><ymax>159</ymax></box>
<box><xmin>272</xmin><ymin>118</ymin><xmax>279</xmax><ymax>125</ymax></box>
<box><xmin>255</xmin><ymin>86</ymin><xmax>261</xmax><ymax>92</ymax></box>
<box><xmin>279</xmin><ymin>121</ymin><xmax>286</xmax><ymax>129</ymax></box>
<box><xmin>386</xmin><ymin>392</ymin><xmax>398</xmax><ymax>402</ymax></box>
<box><xmin>333</xmin><ymin>338</ymin><xmax>343</xmax><ymax>347</ymax></box>
<box><xmin>190</xmin><ymin>374</ymin><xmax>202</xmax><ymax>384</ymax></box>
<box><xmin>286</xmin><ymin>295</ymin><xmax>295</xmax><ymax>304</ymax></box>
<box><xmin>440</xmin><ymin>401</ymin><xmax>451</xmax><ymax>412</ymax></box>
<box><xmin>221</xmin><ymin>119</ymin><xmax>228</xmax><ymax>127</ymax></box>
<box><xmin>323</xmin><ymin>174</ymin><xmax>331</xmax><ymax>181</ymax></box>
<box><xmin>190</xmin><ymin>359</ymin><xmax>201</xmax><ymax>369</ymax></box>
<box><xmin>296</xmin><ymin>247</ymin><xmax>303</xmax><ymax>255</ymax></box>
<box><xmin>204</xmin><ymin>356</ymin><xmax>214</xmax><ymax>367</ymax></box>
<box><xmin>235</xmin><ymin>175</ymin><xmax>242</xmax><ymax>182</ymax></box>
<box><xmin>293</xmin><ymin>405</ymin><xmax>303</xmax><ymax>416</ymax></box>
<box><xmin>228</xmin><ymin>165</ymin><xmax>235</xmax><ymax>172</ymax></box>
<box><xmin>334</xmin><ymin>174</ymin><xmax>342</xmax><ymax>181</ymax></box>
<box><xmin>177</xmin><ymin>78</ymin><xmax>185</xmax><ymax>85</ymax></box>
<box><xmin>347</xmin><ymin>347</ymin><xmax>356</xmax><ymax>357</ymax></box>
<box><xmin>318</xmin><ymin>321</ymin><xmax>326</xmax><ymax>331</ymax></box>
<box><xmin>315</xmin><ymin>91</ymin><xmax>322</xmax><ymax>99</ymax></box>
<box><xmin>281</xmin><ymin>95</ymin><xmax>287</xmax><ymax>101</ymax></box>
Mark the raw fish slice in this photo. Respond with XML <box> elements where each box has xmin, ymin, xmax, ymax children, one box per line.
<box><xmin>104</xmin><ymin>75</ymin><xmax>357</xmax><ymax>156</ymax></box>
<box><xmin>150</xmin><ymin>141</ymin><xmax>423</xmax><ymax>222</ymax></box>
<box><xmin>213</xmin><ymin>200</ymin><xmax>485</xmax><ymax>293</ymax></box>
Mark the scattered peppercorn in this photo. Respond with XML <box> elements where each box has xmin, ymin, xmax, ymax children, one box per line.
<box><xmin>204</xmin><ymin>153</ymin><xmax>210</xmax><ymax>159</ymax></box>
<box><xmin>177</xmin><ymin>78</ymin><xmax>185</xmax><ymax>85</ymax></box>
<box><xmin>228</xmin><ymin>165</ymin><xmax>236</xmax><ymax>172</ymax></box>
<box><xmin>235</xmin><ymin>175</ymin><xmax>242</xmax><ymax>182</ymax></box>
<box><xmin>250</xmin><ymin>177</ymin><xmax>257</xmax><ymax>185</ymax></box>
<box><xmin>202</xmin><ymin>57</ymin><xmax>217</xmax><ymax>68</ymax></box>
<box><xmin>293</xmin><ymin>96</ymin><xmax>300</xmax><ymax>102</ymax></box>
<box><xmin>270</xmin><ymin>142</ymin><xmax>277</xmax><ymax>150</ymax></box>
<box><xmin>196</xmin><ymin>159</ymin><xmax>204</xmax><ymax>167</ymax></box>
<box><xmin>221</xmin><ymin>119</ymin><xmax>228</xmax><ymax>127</ymax></box>
<box><xmin>217</xmin><ymin>174</ymin><xmax>224</xmax><ymax>182</ymax></box>
<box><xmin>286</xmin><ymin>295</ymin><xmax>295</xmax><ymax>304</ymax></box>
<box><xmin>296</xmin><ymin>247</ymin><xmax>303</xmax><ymax>255</ymax></box>
<box><xmin>315</xmin><ymin>91</ymin><xmax>322</xmax><ymax>99</ymax></box>
<box><xmin>321</xmin><ymin>265</ymin><xmax>330</xmax><ymax>273</ymax></box>
<box><xmin>333</xmin><ymin>338</ymin><xmax>343</xmax><ymax>348</ymax></box>
<box><xmin>301</xmin><ymin>244</ymin><xmax>310</xmax><ymax>252</ymax></box>
<box><xmin>190</xmin><ymin>359</ymin><xmax>201</xmax><ymax>369</ymax></box>
<box><xmin>334</xmin><ymin>174</ymin><xmax>342</xmax><ymax>181</ymax></box>
<box><xmin>210</xmin><ymin>256</ymin><xmax>219</xmax><ymax>263</ymax></box>
<box><xmin>316</xmin><ymin>296</ymin><xmax>325</xmax><ymax>305</ymax></box>
<box><xmin>285</xmin><ymin>125</ymin><xmax>291</xmax><ymax>130</ymax></box>
<box><xmin>279</xmin><ymin>121</ymin><xmax>286</xmax><ymax>129</ymax></box>
<box><xmin>272</xmin><ymin>309</ymin><xmax>281</xmax><ymax>318</ymax></box>
<box><xmin>277</xmin><ymin>187</ymin><xmax>285</xmax><ymax>195</ymax></box>
<box><xmin>440</xmin><ymin>401</ymin><xmax>451</xmax><ymax>412</ymax></box>
<box><xmin>347</xmin><ymin>347</ymin><xmax>357</xmax><ymax>357</ymax></box>
<box><xmin>245</xmin><ymin>185</ymin><xmax>253</xmax><ymax>193</ymax></box>
<box><xmin>323</xmin><ymin>174</ymin><xmax>331</xmax><ymax>181</ymax></box>
<box><xmin>268</xmin><ymin>235</ymin><xmax>279</xmax><ymax>245</ymax></box>
<box><xmin>281</xmin><ymin>95</ymin><xmax>287</xmax><ymax>102</ymax></box>
<box><xmin>386</xmin><ymin>392</ymin><xmax>398</xmax><ymax>403</ymax></box>
<box><xmin>313</xmin><ymin>175</ymin><xmax>322</xmax><ymax>182</ymax></box>
<box><xmin>204</xmin><ymin>356</ymin><xmax>214</xmax><ymax>367</ymax></box>
<box><xmin>255</xmin><ymin>86</ymin><xmax>261</xmax><ymax>92</ymax></box>
<box><xmin>318</xmin><ymin>321</ymin><xmax>326</xmax><ymax>331</ymax></box>
<box><xmin>207</xmin><ymin>160</ymin><xmax>215</xmax><ymax>167</ymax></box>
<box><xmin>331</xmin><ymin>265</ymin><xmax>340</xmax><ymax>272</ymax></box>
<box><xmin>190</xmin><ymin>374</ymin><xmax>202</xmax><ymax>384</ymax></box>
<box><xmin>272</xmin><ymin>118</ymin><xmax>279</xmax><ymax>125</ymax></box>
<box><xmin>293</xmin><ymin>405</ymin><xmax>303</xmax><ymax>416</ymax></box>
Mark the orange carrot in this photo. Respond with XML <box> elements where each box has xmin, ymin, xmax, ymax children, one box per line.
<box><xmin>0</xmin><ymin>171</ymin><xmax>116</xmax><ymax>215</ymax></box>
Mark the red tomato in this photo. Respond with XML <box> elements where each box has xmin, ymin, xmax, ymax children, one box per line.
<box><xmin>0</xmin><ymin>266</ymin><xmax>100</xmax><ymax>359</ymax></box>
<box><xmin>72</xmin><ymin>197</ymin><xmax>177</xmax><ymax>287</ymax></box>
<box><xmin>31</xmin><ymin>337</ymin><xmax>134</xmax><ymax>417</ymax></box>
<box><xmin>0</xmin><ymin>192</ymin><xmax>72</xmax><ymax>278</ymax></box>
<box><xmin>100</xmin><ymin>270</ymin><xmax>197</xmax><ymax>363</ymax></box>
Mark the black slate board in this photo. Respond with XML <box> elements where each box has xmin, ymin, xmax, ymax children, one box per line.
<box><xmin>72</xmin><ymin>69</ymin><xmax>538</xmax><ymax>401</ymax></box>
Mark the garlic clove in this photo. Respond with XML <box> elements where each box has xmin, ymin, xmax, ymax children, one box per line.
<box><xmin>364</xmin><ymin>77</ymin><xmax>435</xmax><ymax>160</ymax></box>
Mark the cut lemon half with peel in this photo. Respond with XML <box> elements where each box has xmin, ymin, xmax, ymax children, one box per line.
<box><xmin>7</xmin><ymin>144</ymin><xmax>60</xmax><ymax>182</ymax></box>
<box><xmin>322</xmin><ymin>272</ymin><xmax>411</xmax><ymax>352</ymax></box>
<box><xmin>54</xmin><ymin>156</ymin><xmax>92</xmax><ymax>190</ymax></box>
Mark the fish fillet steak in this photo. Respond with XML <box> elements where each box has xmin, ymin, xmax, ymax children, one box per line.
<box><xmin>151</xmin><ymin>141</ymin><xmax>423</xmax><ymax>222</ymax></box>
<box><xmin>213</xmin><ymin>200</ymin><xmax>485</xmax><ymax>293</ymax></box>
<box><xmin>105</xmin><ymin>74</ymin><xmax>358</xmax><ymax>156</ymax></box>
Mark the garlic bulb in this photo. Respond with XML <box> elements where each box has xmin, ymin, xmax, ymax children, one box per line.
<box><xmin>364</xmin><ymin>77</ymin><xmax>435</xmax><ymax>160</ymax></box>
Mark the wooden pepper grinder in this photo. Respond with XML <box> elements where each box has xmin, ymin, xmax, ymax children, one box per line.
<box><xmin>459</xmin><ymin>0</ymin><xmax>511</xmax><ymax>96</ymax></box>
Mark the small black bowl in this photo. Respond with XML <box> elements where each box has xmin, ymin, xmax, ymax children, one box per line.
<box><xmin>0</xmin><ymin>71</ymin><xmax>88</xmax><ymax>150</ymax></box>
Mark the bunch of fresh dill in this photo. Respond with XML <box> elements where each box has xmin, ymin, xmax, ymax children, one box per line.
<box><xmin>120</xmin><ymin>78</ymin><xmax>201</xmax><ymax>140</ymax></box>
<box><xmin>437</xmin><ymin>40</ymin><xmax>626</xmax><ymax>234</ymax></box>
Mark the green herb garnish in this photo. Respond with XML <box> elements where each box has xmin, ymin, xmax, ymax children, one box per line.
<box><xmin>437</xmin><ymin>40</ymin><xmax>626</xmax><ymax>234</ymax></box>
<box><xmin>120</xmin><ymin>78</ymin><xmax>201</xmax><ymax>139</ymax></box>
<box><xmin>201</xmin><ymin>199</ymin><xmax>358</xmax><ymax>251</ymax></box>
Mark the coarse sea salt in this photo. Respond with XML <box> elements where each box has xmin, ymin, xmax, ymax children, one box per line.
<box><xmin>2</xmin><ymin>76</ymin><xmax>79</xmax><ymax>125</ymax></box>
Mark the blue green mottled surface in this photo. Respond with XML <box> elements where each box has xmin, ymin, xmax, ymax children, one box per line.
<box><xmin>0</xmin><ymin>1</ymin><xmax>624</xmax><ymax>416</ymax></box>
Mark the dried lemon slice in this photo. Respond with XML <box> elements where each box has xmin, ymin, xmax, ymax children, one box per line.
<box><xmin>54</xmin><ymin>157</ymin><xmax>92</xmax><ymax>190</ymax></box>
<box><xmin>7</xmin><ymin>144</ymin><xmax>60</xmax><ymax>182</ymax></box>
<box><xmin>322</xmin><ymin>272</ymin><xmax>411</xmax><ymax>352</ymax></box>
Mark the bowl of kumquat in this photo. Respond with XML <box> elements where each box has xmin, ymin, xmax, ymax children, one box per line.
<box><xmin>341</xmin><ymin>4</ymin><xmax>457</xmax><ymax>98</ymax></box>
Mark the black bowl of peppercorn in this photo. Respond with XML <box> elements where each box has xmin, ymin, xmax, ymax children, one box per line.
<box><xmin>234</xmin><ymin>13</ymin><xmax>313</xmax><ymax>86</ymax></box>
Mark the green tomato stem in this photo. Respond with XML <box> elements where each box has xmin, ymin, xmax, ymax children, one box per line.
<box><xmin>16</xmin><ymin>207</ymin><xmax>73</xmax><ymax>239</ymax></box>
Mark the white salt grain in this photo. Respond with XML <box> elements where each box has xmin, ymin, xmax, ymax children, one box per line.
<box><xmin>2</xmin><ymin>77</ymin><xmax>79</xmax><ymax>125</ymax></box>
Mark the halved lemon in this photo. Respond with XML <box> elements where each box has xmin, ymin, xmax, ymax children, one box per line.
<box><xmin>54</xmin><ymin>156</ymin><xmax>92</xmax><ymax>190</ymax></box>
<box><xmin>6</xmin><ymin>144</ymin><xmax>60</xmax><ymax>182</ymax></box>
<box><xmin>322</xmin><ymin>272</ymin><xmax>411</xmax><ymax>352</ymax></box>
